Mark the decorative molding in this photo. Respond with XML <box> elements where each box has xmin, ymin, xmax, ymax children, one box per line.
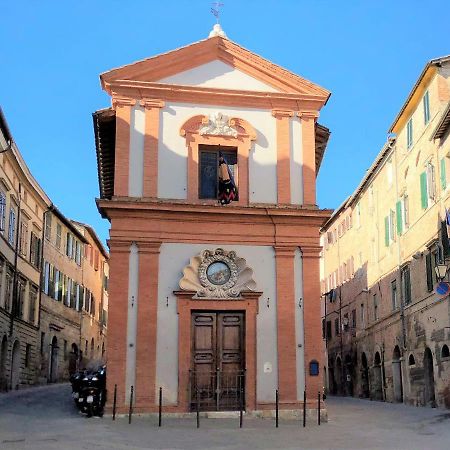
<box><xmin>139</xmin><ymin>99</ymin><xmax>165</xmax><ymax>109</ymax></box>
<box><xmin>272</xmin><ymin>109</ymin><xmax>294</xmax><ymax>118</ymax></box>
<box><xmin>198</xmin><ymin>112</ymin><xmax>238</xmax><ymax>137</ymax></box>
<box><xmin>179</xmin><ymin>248</ymin><xmax>257</xmax><ymax>299</ymax></box>
<box><xmin>297</xmin><ymin>111</ymin><xmax>319</xmax><ymax>119</ymax></box>
<box><xmin>112</xmin><ymin>97</ymin><xmax>137</xmax><ymax>109</ymax></box>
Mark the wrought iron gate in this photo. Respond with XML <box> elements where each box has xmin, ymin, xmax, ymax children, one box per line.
<box><xmin>189</xmin><ymin>369</ymin><xmax>245</xmax><ymax>411</ymax></box>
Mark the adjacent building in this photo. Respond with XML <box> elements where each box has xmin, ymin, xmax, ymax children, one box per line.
<box><xmin>0</xmin><ymin>107</ymin><xmax>109</xmax><ymax>390</ymax></box>
<box><xmin>94</xmin><ymin>25</ymin><xmax>332</xmax><ymax>416</ymax></box>
<box><xmin>321</xmin><ymin>56</ymin><xmax>450</xmax><ymax>408</ymax></box>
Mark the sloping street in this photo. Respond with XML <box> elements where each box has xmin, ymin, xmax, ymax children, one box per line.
<box><xmin>1</xmin><ymin>384</ymin><xmax>450</xmax><ymax>449</ymax></box>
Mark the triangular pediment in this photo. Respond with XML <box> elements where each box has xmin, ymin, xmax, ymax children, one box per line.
<box><xmin>100</xmin><ymin>36</ymin><xmax>330</xmax><ymax>99</ymax></box>
<box><xmin>158</xmin><ymin>60</ymin><xmax>281</xmax><ymax>93</ymax></box>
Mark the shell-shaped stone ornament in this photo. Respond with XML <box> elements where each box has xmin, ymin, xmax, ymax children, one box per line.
<box><xmin>179</xmin><ymin>248</ymin><xmax>256</xmax><ymax>299</ymax></box>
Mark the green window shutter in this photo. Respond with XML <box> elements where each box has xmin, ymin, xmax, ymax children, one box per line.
<box><xmin>420</xmin><ymin>171</ymin><xmax>428</xmax><ymax>209</ymax></box>
<box><xmin>384</xmin><ymin>216</ymin><xmax>389</xmax><ymax>247</ymax></box>
<box><xmin>396</xmin><ymin>201</ymin><xmax>403</xmax><ymax>235</ymax></box>
<box><xmin>441</xmin><ymin>158</ymin><xmax>447</xmax><ymax>190</ymax></box>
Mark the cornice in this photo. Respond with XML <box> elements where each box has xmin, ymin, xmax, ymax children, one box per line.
<box><xmin>108</xmin><ymin>81</ymin><xmax>326</xmax><ymax>111</ymax></box>
<box><xmin>297</xmin><ymin>111</ymin><xmax>320</xmax><ymax>119</ymax></box>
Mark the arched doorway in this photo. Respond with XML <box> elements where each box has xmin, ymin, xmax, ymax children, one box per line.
<box><xmin>328</xmin><ymin>357</ymin><xmax>336</xmax><ymax>395</ymax></box>
<box><xmin>68</xmin><ymin>343</ymin><xmax>78</xmax><ymax>375</ymax></box>
<box><xmin>49</xmin><ymin>337</ymin><xmax>59</xmax><ymax>383</ymax></box>
<box><xmin>10</xmin><ymin>340</ymin><xmax>21</xmax><ymax>390</ymax></box>
<box><xmin>372</xmin><ymin>352</ymin><xmax>383</xmax><ymax>401</ymax></box>
<box><xmin>423</xmin><ymin>347</ymin><xmax>436</xmax><ymax>407</ymax></box>
<box><xmin>335</xmin><ymin>357</ymin><xmax>343</xmax><ymax>395</ymax></box>
<box><xmin>361</xmin><ymin>352</ymin><xmax>370</xmax><ymax>398</ymax></box>
<box><xmin>392</xmin><ymin>346</ymin><xmax>403</xmax><ymax>402</ymax></box>
<box><xmin>0</xmin><ymin>335</ymin><xmax>8</xmax><ymax>391</ymax></box>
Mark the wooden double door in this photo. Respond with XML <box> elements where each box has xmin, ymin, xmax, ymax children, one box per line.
<box><xmin>190</xmin><ymin>311</ymin><xmax>245</xmax><ymax>411</ymax></box>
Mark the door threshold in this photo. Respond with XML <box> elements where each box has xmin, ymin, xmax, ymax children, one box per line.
<box><xmin>202</xmin><ymin>411</ymin><xmax>244</xmax><ymax>419</ymax></box>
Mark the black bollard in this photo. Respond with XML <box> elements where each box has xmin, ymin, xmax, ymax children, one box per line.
<box><xmin>275</xmin><ymin>389</ymin><xmax>279</xmax><ymax>428</ymax></box>
<box><xmin>239</xmin><ymin>387</ymin><xmax>243</xmax><ymax>428</ymax></box>
<box><xmin>196</xmin><ymin>389</ymin><xmax>200</xmax><ymax>428</ymax></box>
<box><xmin>159</xmin><ymin>387</ymin><xmax>162</xmax><ymax>427</ymax></box>
<box><xmin>317</xmin><ymin>391</ymin><xmax>321</xmax><ymax>425</ymax></box>
<box><xmin>303</xmin><ymin>390</ymin><xmax>306</xmax><ymax>428</ymax></box>
<box><xmin>112</xmin><ymin>384</ymin><xmax>117</xmax><ymax>421</ymax></box>
<box><xmin>128</xmin><ymin>386</ymin><xmax>134</xmax><ymax>424</ymax></box>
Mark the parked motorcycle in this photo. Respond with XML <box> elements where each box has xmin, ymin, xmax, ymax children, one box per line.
<box><xmin>70</xmin><ymin>366</ymin><xmax>106</xmax><ymax>417</ymax></box>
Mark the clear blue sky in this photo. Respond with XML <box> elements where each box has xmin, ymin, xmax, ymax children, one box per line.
<box><xmin>1</xmin><ymin>0</ymin><xmax>449</xmax><ymax>245</ymax></box>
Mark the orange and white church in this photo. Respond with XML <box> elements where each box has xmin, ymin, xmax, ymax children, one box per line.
<box><xmin>93</xmin><ymin>24</ymin><xmax>332</xmax><ymax>417</ymax></box>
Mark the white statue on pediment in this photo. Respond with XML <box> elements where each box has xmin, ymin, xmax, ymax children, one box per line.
<box><xmin>199</xmin><ymin>112</ymin><xmax>238</xmax><ymax>137</ymax></box>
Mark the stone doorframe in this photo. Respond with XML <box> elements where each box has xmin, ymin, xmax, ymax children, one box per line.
<box><xmin>174</xmin><ymin>290</ymin><xmax>262</xmax><ymax>412</ymax></box>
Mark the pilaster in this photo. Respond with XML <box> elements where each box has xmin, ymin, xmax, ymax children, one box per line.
<box><xmin>141</xmin><ymin>100</ymin><xmax>165</xmax><ymax>198</ymax></box>
<box><xmin>135</xmin><ymin>241</ymin><xmax>161</xmax><ymax>406</ymax></box>
<box><xmin>272</xmin><ymin>110</ymin><xmax>294</xmax><ymax>205</ymax></box>
<box><xmin>298</xmin><ymin>111</ymin><xmax>319</xmax><ymax>206</ymax></box>
<box><xmin>274</xmin><ymin>245</ymin><xmax>298</xmax><ymax>402</ymax></box>
<box><xmin>300</xmin><ymin>245</ymin><xmax>322</xmax><ymax>399</ymax></box>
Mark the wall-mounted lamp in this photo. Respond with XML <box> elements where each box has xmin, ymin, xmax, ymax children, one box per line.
<box><xmin>435</xmin><ymin>262</ymin><xmax>448</xmax><ymax>281</ymax></box>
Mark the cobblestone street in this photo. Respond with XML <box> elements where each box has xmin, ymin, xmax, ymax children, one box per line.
<box><xmin>1</xmin><ymin>384</ymin><xmax>450</xmax><ymax>449</ymax></box>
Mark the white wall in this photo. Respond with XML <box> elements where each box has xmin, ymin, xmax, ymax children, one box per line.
<box><xmin>158</xmin><ymin>103</ymin><xmax>278</xmax><ymax>204</ymax></box>
<box><xmin>158</xmin><ymin>60</ymin><xmax>280</xmax><ymax>92</ymax></box>
<box><xmin>128</xmin><ymin>105</ymin><xmax>145</xmax><ymax>197</ymax></box>
<box><xmin>125</xmin><ymin>243</ymin><xmax>139</xmax><ymax>403</ymax></box>
<box><xmin>155</xmin><ymin>243</ymin><xmax>278</xmax><ymax>404</ymax></box>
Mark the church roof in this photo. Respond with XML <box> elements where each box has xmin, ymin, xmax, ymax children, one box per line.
<box><xmin>100</xmin><ymin>34</ymin><xmax>330</xmax><ymax>101</ymax></box>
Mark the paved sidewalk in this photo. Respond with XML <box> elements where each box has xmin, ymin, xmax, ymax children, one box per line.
<box><xmin>1</xmin><ymin>384</ymin><xmax>450</xmax><ymax>449</ymax></box>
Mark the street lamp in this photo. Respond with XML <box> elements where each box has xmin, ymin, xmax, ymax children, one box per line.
<box><xmin>435</xmin><ymin>263</ymin><xmax>448</xmax><ymax>282</ymax></box>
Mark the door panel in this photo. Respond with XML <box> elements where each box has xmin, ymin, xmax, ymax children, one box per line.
<box><xmin>191</xmin><ymin>311</ymin><xmax>245</xmax><ymax>411</ymax></box>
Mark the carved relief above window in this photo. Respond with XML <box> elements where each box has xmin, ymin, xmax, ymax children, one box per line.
<box><xmin>179</xmin><ymin>248</ymin><xmax>256</xmax><ymax>299</ymax></box>
<box><xmin>199</xmin><ymin>112</ymin><xmax>238</xmax><ymax>137</ymax></box>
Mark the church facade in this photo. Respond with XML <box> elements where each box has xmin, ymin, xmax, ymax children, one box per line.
<box><xmin>93</xmin><ymin>26</ymin><xmax>331</xmax><ymax>416</ymax></box>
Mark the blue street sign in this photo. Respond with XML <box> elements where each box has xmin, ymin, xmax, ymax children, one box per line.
<box><xmin>435</xmin><ymin>281</ymin><xmax>450</xmax><ymax>297</ymax></box>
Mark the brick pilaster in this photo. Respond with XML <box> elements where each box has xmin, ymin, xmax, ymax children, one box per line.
<box><xmin>272</xmin><ymin>110</ymin><xmax>294</xmax><ymax>205</ymax></box>
<box><xmin>135</xmin><ymin>242</ymin><xmax>161</xmax><ymax>406</ymax></box>
<box><xmin>274</xmin><ymin>245</ymin><xmax>298</xmax><ymax>402</ymax></box>
<box><xmin>112</xmin><ymin>97</ymin><xmax>135</xmax><ymax>197</ymax></box>
<box><xmin>141</xmin><ymin>100</ymin><xmax>164</xmax><ymax>198</ymax></box>
<box><xmin>301</xmin><ymin>245</ymin><xmax>323</xmax><ymax>399</ymax></box>
<box><xmin>105</xmin><ymin>240</ymin><xmax>131</xmax><ymax>408</ymax></box>
<box><xmin>298</xmin><ymin>111</ymin><xmax>318</xmax><ymax>207</ymax></box>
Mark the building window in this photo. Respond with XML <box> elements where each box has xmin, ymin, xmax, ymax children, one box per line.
<box><xmin>385</xmin><ymin>209</ymin><xmax>395</xmax><ymax>246</ymax></box>
<box><xmin>373</xmin><ymin>293</ymin><xmax>378</xmax><ymax>321</ymax></box>
<box><xmin>360</xmin><ymin>303</ymin><xmax>365</xmax><ymax>328</ymax></box>
<box><xmin>351</xmin><ymin>309</ymin><xmax>356</xmax><ymax>328</ymax></box>
<box><xmin>25</xmin><ymin>344</ymin><xmax>31</xmax><ymax>368</ymax></box>
<box><xmin>0</xmin><ymin>191</ymin><xmax>6</xmax><ymax>233</ymax></box>
<box><xmin>423</xmin><ymin>91</ymin><xmax>430</xmax><ymax>125</ymax></box>
<box><xmin>391</xmin><ymin>280</ymin><xmax>398</xmax><ymax>310</ymax></box>
<box><xmin>94</xmin><ymin>250</ymin><xmax>99</xmax><ymax>271</ymax></box>
<box><xmin>45</xmin><ymin>213</ymin><xmax>52</xmax><ymax>241</ymax></box>
<box><xmin>29</xmin><ymin>286</ymin><xmax>38</xmax><ymax>324</ymax></box>
<box><xmin>334</xmin><ymin>318</ymin><xmax>340</xmax><ymax>336</ymax></box>
<box><xmin>425</xmin><ymin>250</ymin><xmax>438</xmax><ymax>292</ymax></box>
<box><xmin>401</xmin><ymin>265</ymin><xmax>412</xmax><ymax>304</ymax></box>
<box><xmin>408</xmin><ymin>354</ymin><xmax>416</xmax><ymax>366</ymax></box>
<box><xmin>30</xmin><ymin>232</ymin><xmax>41</xmax><ymax>268</ymax></box>
<box><xmin>56</xmin><ymin>223</ymin><xmax>62</xmax><ymax>249</ymax></box>
<box><xmin>326</xmin><ymin>320</ymin><xmax>332</xmax><ymax>339</ymax></box>
<box><xmin>19</xmin><ymin>220</ymin><xmax>28</xmax><ymax>257</ymax></box>
<box><xmin>8</xmin><ymin>207</ymin><xmax>16</xmax><ymax>246</ymax></box>
<box><xmin>17</xmin><ymin>278</ymin><xmax>26</xmax><ymax>319</ymax></box>
<box><xmin>442</xmin><ymin>345</ymin><xmax>450</xmax><ymax>358</ymax></box>
<box><xmin>420</xmin><ymin>162</ymin><xmax>435</xmax><ymax>209</ymax></box>
<box><xmin>406</xmin><ymin>118</ymin><xmax>413</xmax><ymax>149</ymax></box>
<box><xmin>198</xmin><ymin>145</ymin><xmax>238</xmax><ymax>200</ymax></box>
<box><xmin>40</xmin><ymin>332</ymin><xmax>45</xmax><ymax>355</ymax></box>
<box><xmin>66</xmin><ymin>233</ymin><xmax>72</xmax><ymax>258</ymax></box>
<box><xmin>4</xmin><ymin>270</ymin><xmax>13</xmax><ymax>312</ymax></box>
